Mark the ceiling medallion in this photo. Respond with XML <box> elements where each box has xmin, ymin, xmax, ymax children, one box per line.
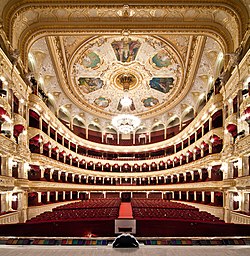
<box><xmin>114</xmin><ymin>71</ymin><xmax>139</xmax><ymax>91</ymax></box>
<box><xmin>112</xmin><ymin>114</ymin><xmax>141</xmax><ymax>134</ymax></box>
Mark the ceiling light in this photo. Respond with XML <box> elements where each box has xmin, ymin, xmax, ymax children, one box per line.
<box><xmin>112</xmin><ymin>114</ymin><xmax>141</xmax><ymax>134</ymax></box>
<box><xmin>120</xmin><ymin>95</ymin><xmax>132</xmax><ymax>107</ymax></box>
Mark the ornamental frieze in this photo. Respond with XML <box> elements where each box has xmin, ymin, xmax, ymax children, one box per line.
<box><xmin>0</xmin><ymin>135</ymin><xmax>16</xmax><ymax>156</ymax></box>
<box><xmin>0</xmin><ymin>175</ymin><xmax>15</xmax><ymax>190</ymax></box>
<box><xmin>235</xmin><ymin>176</ymin><xmax>250</xmax><ymax>189</ymax></box>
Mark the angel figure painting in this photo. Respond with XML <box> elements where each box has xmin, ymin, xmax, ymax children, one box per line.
<box><xmin>111</xmin><ymin>38</ymin><xmax>141</xmax><ymax>62</ymax></box>
<box><xmin>149</xmin><ymin>77</ymin><xmax>174</xmax><ymax>94</ymax></box>
<box><xmin>152</xmin><ymin>50</ymin><xmax>172</xmax><ymax>68</ymax></box>
<box><xmin>78</xmin><ymin>77</ymin><xmax>104</xmax><ymax>93</ymax></box>
<box><xmin>81</xmin><ymin>51</ymin><xmax>101</xmax><ymax>69</ymax></box>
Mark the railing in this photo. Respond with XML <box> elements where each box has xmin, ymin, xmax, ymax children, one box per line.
<box><xmin>0</xmin><ymin>211</ymin><xmax>19</xmax><ymax>224</ymax></box>
<box><xmin>27</xmin><ymin>200</ymin><xmax>81</xmax><ymax>220</ymax></box>
<box><xmin>231</xmin><ymin>211</ymin><xmax>250</xmax><ymax>224</ymax></box>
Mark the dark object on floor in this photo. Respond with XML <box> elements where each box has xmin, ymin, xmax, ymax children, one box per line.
<box><xmin>112</xmin><ymin>233</ymin><xmax>139</xmax><ymax>248</ymax></box>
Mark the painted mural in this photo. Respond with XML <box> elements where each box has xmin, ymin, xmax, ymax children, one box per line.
<box><xmin>149</xmin><ymin>77</ymin><xmax>174</xmax><ymax>94</ymax></box>
<box><xmin>142</xmin><ymin>97</ymin><xmax>159</xmax><ymax>108</ymax></box>
<box><xmin>111</xmin><ymin>39</ymin><xmax>141</xmax><ymax>62</ymax></box>
<box><xmin>81</xmin><ymin>51</ymin><xmax>101</xmax><ymax>69</ymax></box>
<box><xmin>152</xmin><ymin>50</ymin><xmax>172</xmax><ymax>68</ymax></box>
<box><xmin>94</xmin><ymin>97</ymin><xmax>110</xmax><ymax>108</ymax></box>
<box><xmin>78</xmin><ymin>77</ymin><xmax>104</xmax><ymax>93</ymax></box>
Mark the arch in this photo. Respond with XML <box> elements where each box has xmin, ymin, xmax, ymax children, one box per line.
<box><xmin>58</xmin><ymin>107</ymin><xmax>71</xmax><ymax>123</ymax></box>
<box><xmin>73</xmin><ymin>117</ymin><xmax>86</xmax><ymax>128</ymax></box>
<box><xmin>88</xmin><ymin>123</ymin><xmax>101</xmax><ymax>132</ymax></box>
<box><xmin>196</xmin><ymin>94</ymin><xmax>207</xmax><ymax>114</ymax></box>
<box><xmin>167</xmin><ymin>116</ymin><xmax>180</xmax><ymax>128</ymax></box>
<box><xmin>181</xmin><ymin>107</ymin><xmax>195</xmax><ymax>123</ymax></box>
<box><xmin>151</xmin><ymin>123</ymin><xmax>165</xmax><ymax>132</ymax></box>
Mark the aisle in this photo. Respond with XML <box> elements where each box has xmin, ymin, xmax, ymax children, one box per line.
<box><xmin>118</xmin><ymin>202</ymin><xmax>133</xmax><ymax>219</ymax></box>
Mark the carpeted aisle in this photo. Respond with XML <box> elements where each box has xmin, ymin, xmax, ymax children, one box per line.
<box><xmin>118</xmin><ymin>203</ymin><xmax>133</xmax><ymax>219</ymax></box>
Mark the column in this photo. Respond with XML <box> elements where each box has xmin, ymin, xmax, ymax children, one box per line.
<box><xmin>49</xmin><ymin>169</ymin><xmax>53</xmax><ymax>180</ymax></box>
<box><xmin>55</xmin><ymin>191</ymin><xmax>58</xmax><ymax>202</ymax></box>
<box><xmin>224</xmin><ymin>191</ymin><xmax>234</xmax><ymax>222</ymax></box>
<box><xmin>207</xmin><ymin>167</ymin><xmax>212</xmax><ymax>180</ymax></box>
<box><xmin>242</xmin><ymin>156</ymin><xmax>249</xmax><ymax>176</ymax></box>
<box><xmin>46</xmin><ymin>191</ymin><xmax>50</xmax><ymax>203</ymax></box>
<box><xmin>40</xmin><ymin>166</ymin><xmax>45</xmax><ymax>180</ymax></box>
<box><xmin>194</xmin><ymin>191</ymin><xmax>197</xmax><ymax>201</ymax></box>
<box><xmin>202</xmin><ymin>191</ymin><xmax>205</xmax><ymax>203</ymax></box>
<box><xmin>70</xmin><ymin>191</ymin><xmax>73</xmax><ymax>200</ymax></box>
<box><xmin>198</xmin><ymin>169</ymin><xmax>202</xmax><ymax>180</ymax></box>
<box><xmin>243</xmin><ymin>193</ymin><xmax>249</xmax><ymax>213</ymax></box>
<box><xmin>39</xmin><ymin>117</ymin><xmax>42</xmax><ymax>130</ymax></box>
<box><xmin>208</xmin><ymin>142</ymin><xmax>213</xmax><ymax>154</ymax></box>
<box><xmin>37</xmin><ymin>192</ymin><xmax>42</xmax><ymax>204</ymax></box>
<box><xmin>186</xmin><ymin>191</ymin><xmax>189</xmax><ymax>201</ymax></box>
<box><xmin>6</xmin><ymin>191</ymin><xmax>13</xmax><ymax>211</ymax></box>
<box><xmin>47</xmin><ymin>124</ymin><xmax>50</xmax><ymax>136</ymax></box>
<box><xmin>18</xmin><ymin>162</ymin><xmax>27</xmax><ymax>179</ymax></box>
<box><xmin>179</xmin><ymin>191</ymin><xmax>182</xmax><ymax>200</ymax></box>
<box><xmin>62</xmin><ymin>191</ymin><xmax>65</xmax><ymax>201</ymax></box>
<box><xmin>190</xmin><ymin>171</ymin><xmax>194</xmax><ymax>181</ymax></box>
<box><xmin>183</xmin><ymin>173</ymin><xmax>186</xmax><ymax>182</ymax></box>
<box><xmin>1</xmin><ymin>156</ymin><xmax>12</xmax><ymax>176</ymax></box>
<box><xmin>0</xmin><ymin>193</ymin><xmax>7</xmax><ymax>212</ymax></box>
<box><xmin>17</xmin><ymin>192</ymin><xmax>28</xmax><ymax>223</ymax></box>
<box><xmin>209</xmin><ymin>117</ymin><xmax>212</xmax><ymax>130</ymax></box>
<box><xmin>211</xmin><ymin>191</ymin><xmax>215</xmax><ymax>204</ymax></box>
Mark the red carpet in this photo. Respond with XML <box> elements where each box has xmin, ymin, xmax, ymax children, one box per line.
<box><xmin>118</xmin><ymin>202</ymin><xmax>133</xmax><ymax>219</ymax></box>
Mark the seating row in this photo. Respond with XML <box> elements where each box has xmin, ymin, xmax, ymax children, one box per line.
<box><xmin>131</xmin><ymin>199</ymin><xmax>197</xmax><ymax>210</ymax></box>
<box><xmin>27</xmin><ymin>207</ymin><xmax>119</xmax><ymax>223</ymax></box>
<box><xmin>55</xmin><ymin>198</ymin><xmax>121</xmax><ymax>210</ymax></box>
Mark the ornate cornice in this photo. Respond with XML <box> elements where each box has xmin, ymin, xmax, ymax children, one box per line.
<box><xmin>2</xmin><ymin>1</ymin><xmax>248</xmax><ymax>67</ymax></box>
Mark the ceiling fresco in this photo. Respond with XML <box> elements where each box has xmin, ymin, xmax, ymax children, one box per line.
<box><xmin>28</xmin><ymin>32</ymin><xmax>224</xmax><ymax>127</ymax></box>
<box><xmin>69</xmin><ymin>35</ymin><xmax>183</xmax><ymax>115</ymax></box>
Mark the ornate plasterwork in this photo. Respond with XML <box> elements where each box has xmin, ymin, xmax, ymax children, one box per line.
<box><xmin>68</xmin><ymin>35</ymin><xmax>183</xmax><ymax>116</ymax></box>
<box><xmin>0</xmin><ymin>135</ymin><xmax>16</xmax><ymax>156</ymax></box>
<box><xmin>2</xmin><ymin>0</ymin><xmax>247</xmax><ymax>57</ymax></box>
<box><xmin>0</xmin><ymin>175</ymin><xmax>15</xmax><ymax>190</ymax></box>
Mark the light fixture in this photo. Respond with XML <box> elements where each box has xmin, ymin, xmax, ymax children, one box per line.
<box><xmin>120</xmin><ymin>95</ymin><xmax>132</xmax><ymax>107</ymax></box>
<box><xmin>112</xmin><ymin>72</ymin><xmax>140</xmax><ymax>134</ymax></box>
<box><xmin>112</xmin><ymin>114</ymin><xmax>140</xmax><ymax>134</ymax></box>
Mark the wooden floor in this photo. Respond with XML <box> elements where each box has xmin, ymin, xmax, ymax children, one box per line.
<box><xmin>0</xmin><ymin>245</ymin><xmax>249</xmax><ymax>256</ymax></box>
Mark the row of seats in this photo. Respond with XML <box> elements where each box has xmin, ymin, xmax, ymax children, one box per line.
<box><xmin>55</xmin><ymin>198</ymin><xmax>121</xmax><ymax>210</ymax></box>
<box><xmin>131</xmin><ymin>199</ymin><xmax>223</xmax><ymax>223</ymax></box>
<box><xmin>27</xmin><ymin>208</ymin><xmax>119</xmax><ymax>223</ymax></box>
<box><xmin>131</xmin><ymin>199</ymin><xmax>197</xmax><ymax>210</ymax></box>
<box><xmin>27</xmin><ymin>199</ymin><xmax>121</xmax><ymax>223</ymax></box>
<box><xmin>132</xmin><ymin>208</ymin><xmax>223</xmax><ymax>222</ymax></box>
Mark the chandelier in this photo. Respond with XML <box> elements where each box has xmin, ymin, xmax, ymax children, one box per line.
<box><xmin>111</xmin><ymin>72</ymin><xmax>141</xmax><ymax>134</ymax></box>
<box><xmin>112</xmin><ymin>114</ymin><xmax>141</xmax><ymax>134</ymax></box>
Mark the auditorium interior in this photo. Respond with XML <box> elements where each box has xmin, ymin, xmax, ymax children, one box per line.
<box><xmin>0</xmin><ymin>0</ymin><xmax>250</xmax><ymax>255</ymax></box>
